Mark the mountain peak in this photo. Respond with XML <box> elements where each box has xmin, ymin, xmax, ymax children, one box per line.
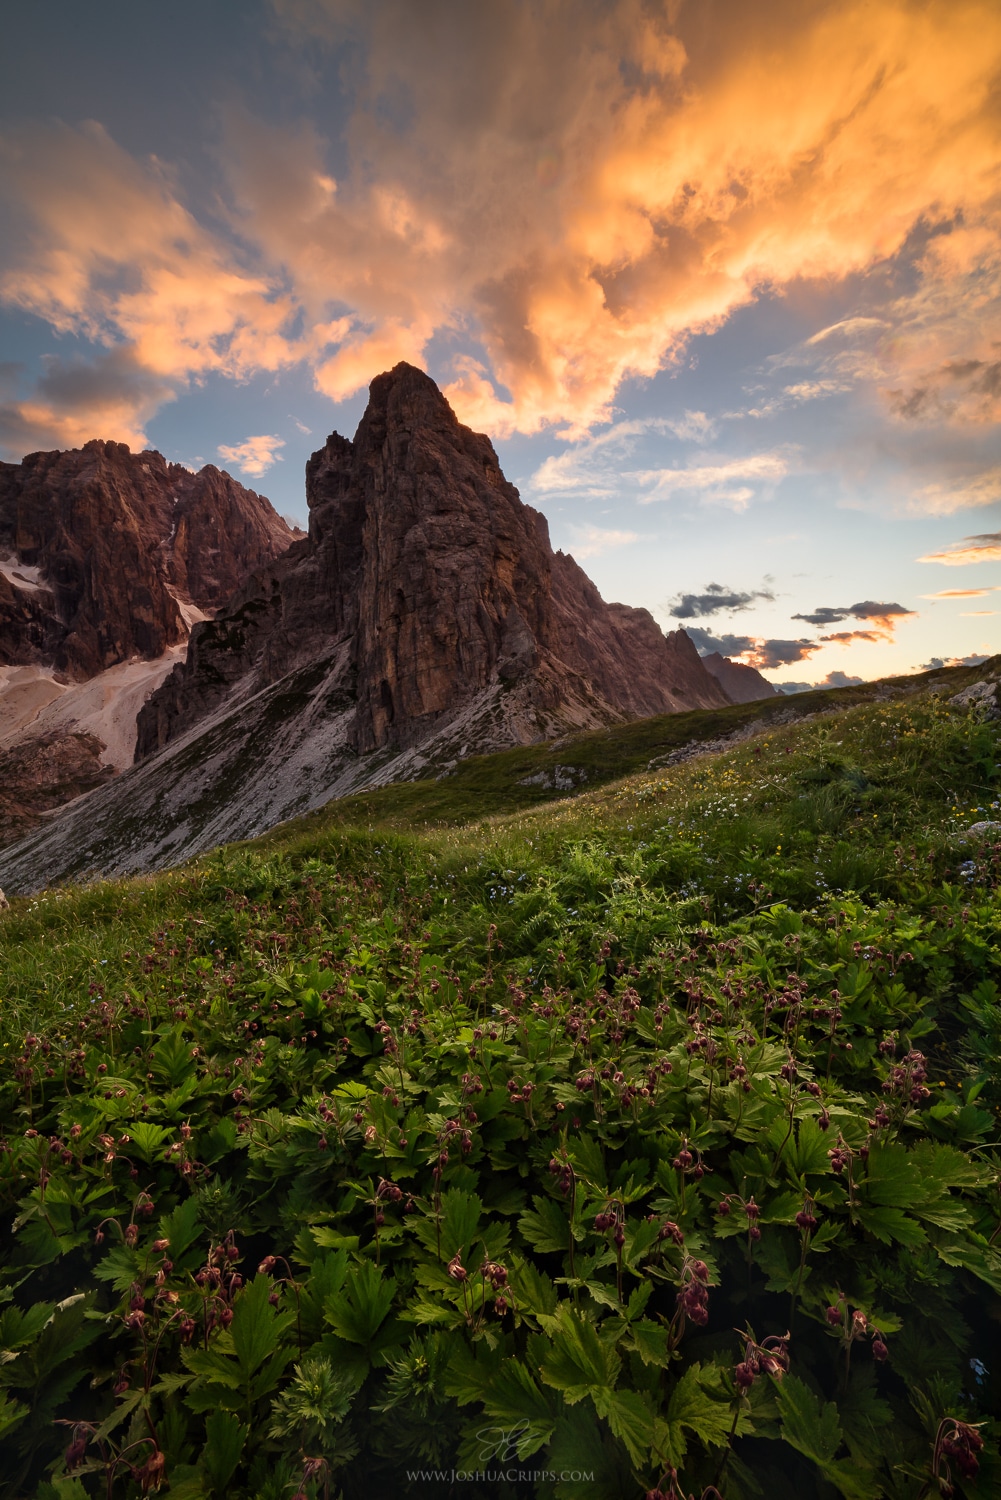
<box><xmin>0</xmin><ymin>364</ymin><xmax>726</xmax><ymax>882</ymax></box>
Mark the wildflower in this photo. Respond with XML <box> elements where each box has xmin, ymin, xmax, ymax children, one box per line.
<box><xmin>447</xmin><ymin>1254</ymin><xmax>468</xmax><ymax>1283</ymax></box>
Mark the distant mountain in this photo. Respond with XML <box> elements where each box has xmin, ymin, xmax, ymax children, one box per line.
<box><xmin>700</xmin><ymin>650</ymin><xmax>779</xmax><ymax>704</ymax></box>
<box><xmin>0</xmin><ymin>364</ymin><xmax>727</xmax><ymax>889</ymax></box>
<box><xmin>0</xmin><ymin>441</ymin><xmax>299</xmax><ymax>845</ymax></box>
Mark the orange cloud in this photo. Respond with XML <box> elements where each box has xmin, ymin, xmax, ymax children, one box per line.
<box><xmin>919</xmin><ymin>531</ymin><xmax>1001</xmax><ymax>565</ymax></box>
<box><xmin>2</xmin><ymin>1</ymin><xmax>1001</xmax><ymax>446</ymax></box>
<box><xmin>921</xmin><ymin>587</ymin><xmax>1000</xmax><ymax>598</ymax></box>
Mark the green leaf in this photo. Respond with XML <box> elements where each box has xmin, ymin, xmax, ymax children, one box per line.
<box><xmin>667</xmin><ymin>1364</ymin><xmax>737</xmax><ymax>1449</ymax></box>
<box><xmin>125</xmin><ymin>1120</ymin><xmax>172</xmax><ymax>1163</ymax></box>
<box><xmin>786</xmin><ymin>1115</ymin><xmax>835</xmax><ymax>1176</ymax></box>
<box><xmin>157</xmin><ymin>1196</ymin><xmax>202</xmax><ymax>1262</ymax></box>
<box><xmin>93</xmin><ymin>1243</ymin><xmax>143</xmax><ymax>1292</ymax></box>
<box><xmin>200</xmin><ymin>1409</ymin><xmax>248</xmax><ymax>1495</ymax></box>
<box><xmin>409</xmin><ymin>1189</ymin><xmax>483</xmax><ymax>1260</ymax></box>
<box><xmin>538</xmin><ymin>1305</ymin><xmax>620</xmax><ymax>1401</ymax></box>
<box><xmin>230</xmin><ymin>1276</ymin><xmax>293</xmax><ymax>1379</ymax></box>
<box><xmin>628</xmin><ymin>1319</ymin><xmax>670</xmax><ymax>1367</ymax></box>
<box><xmin>567</xmin><ymin>1133</ymin><xmax>607</xmax><ymax>1190</ymax></box>
<box><xmin>518</xmin><ymin>1195</ymin><xmax>572</xmax><ymax>1253</ymax></box>
<box><xmin>776</xmin><ymin>1374</ymin><xmax>881</xmax><ymax>1500</ymax></box>
<box><xmin>591</xmin><ymin>1386</ymin><xmax>655</xmax><ymax>1466</ymax></box>
<box><xmin>324</xmin><ymin>1259</ymin><xmax>396</xmax><ymax>1347</ymax></box>
<box><xmin>622</xmin><ymin>1217</ymin><xmax>660</xmax><ymax>1270</ymax></box>
<box><xmin>152</xmin><ymin>1027</ymin><xmax>196</xmax><ymax>1088</ymax></box>
<box><xmin>479</xmin><ymin>1358</ymin><xmax>555</xmax><ymax>1452</ymax></box>
<box><xmin>509</xmin><ymin>1258</ymin><xmax>558</xmax><ymax>1317</ymax></box>
<box><xmin>862</xmin><ymin>1142</ymin><xmax>921</xmax><ymax>1208</ymax></box>
<box><xmin>855</xmin><ymin>1205</ymin><xmax>927</xmax><ymax>1247</ymax></box>
<box><xmin>0</xmin><ymin>1386</ymin><xmax>28</xmax><ymax>1442</ymax></box>
<box><xmin>776</xmin><ymin>1373</ymin><xmax>842</xmax><ymax>1465</ymax></box>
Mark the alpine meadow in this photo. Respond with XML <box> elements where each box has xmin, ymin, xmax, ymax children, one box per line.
<box><xmin>0</xmin><ymin>666</ymin><xmax>999</xmax><ymax>1499</ymax></box>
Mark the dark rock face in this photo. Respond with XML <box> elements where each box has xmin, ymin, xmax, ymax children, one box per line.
<box><xmin>0</xmin><ymin>731</ymin><xmax>114</xmax><ymax>849</ymax></box>
<box><xmin>0</xmin><ymin>440</ymin><xmax>298</xmax><ymax>679</ymax></box>
<box><xmin>700</xmin><ymin>651</ymin><xmax>779</xmax><ymax>704</ymax></box>
<box><xmin>138</xmin><ymin>364</ymin><xmax>726</xmax><ymax>760</ymax></box>
<box><xmin>0</xmin><ymin>441</ymin><xmax>298</xmax><ymax>852</ymax></box>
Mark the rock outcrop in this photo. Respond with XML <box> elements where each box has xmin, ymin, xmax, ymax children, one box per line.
<box><xmin>0</xmin><ymin>365</ymin><xmax>730</xmax><ymax>891</ymax></box>
<box><xmin>0</xmin><ymin>441</ymin><xmax>297</xmax><ymax>677</ymax></box>
<box><xmin>0</xmin><ymin>442</ymin><xmax>298</xmax><ymax>844</ymax></box>
<box><xmin>700</xmin><ymin>651</ymin><xmax>779</xmax><ymax>704</ymax></box>
<box><xmin>138</xmin><ymin>364</ymin><xmax>726</xmax><ymax>760</ymax></box>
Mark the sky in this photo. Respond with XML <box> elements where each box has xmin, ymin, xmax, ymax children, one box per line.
<box><xmin>1</xmin><ymin>0</ymin><xmax>999</xmax><ymax>689</ymax></box>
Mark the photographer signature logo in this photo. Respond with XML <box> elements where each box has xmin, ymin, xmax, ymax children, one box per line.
<box><xmin>474</xmin><ymin>1420</ymin><xmax>534</xmax><ymax>1462</ymax></box>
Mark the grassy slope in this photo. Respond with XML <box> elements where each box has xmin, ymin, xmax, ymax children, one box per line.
<box><xmin>0</xmin><ymin>661</ymin><xmax>999</xmax><ymax>1499</ymax></box>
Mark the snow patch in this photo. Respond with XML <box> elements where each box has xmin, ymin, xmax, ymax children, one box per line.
<box><xmin>0</xmin><ymin>553</ymin><xmax>48</xmax><ymax>594</ymax></box>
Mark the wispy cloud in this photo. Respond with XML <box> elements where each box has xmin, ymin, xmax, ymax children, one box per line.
<box><xmin>566</xmin><ymin>523</ymin><xmax>640</xmax><ymax>559</ymax></box>
<box><xmin>217</xmin><ymin>434</ymin><xmax>286</xmax><ymax>477</ymax></box>
<box><xmin>919</xmin><ymin>530</ymin><xmax>1001</xmax><ymax>565</ymax></box>
<box><xmin>921</xmin><ymin>586</ymin><xmax>1000</xmax><ymax>598</ymax></box>
<box><xmin>911</xmin><ymin>468</ymin><xmax>1001</xmax><ymax>515</ymax></box>
<box><xmin>635</xmin><ymin>452</ymin><xmax>790</xmax><ymax>508</ymax></box>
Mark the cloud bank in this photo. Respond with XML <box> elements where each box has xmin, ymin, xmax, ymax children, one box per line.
<box><xmin>0</xmin><ymin>0</ymin><xmax>999</xmax><ymax>452</ymax></box>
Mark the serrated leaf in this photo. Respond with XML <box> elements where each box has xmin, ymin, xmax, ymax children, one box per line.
<box><xmin>479</xmin><ymin>1358</ymin><xmax>554</xmax><ymax>1448</ymax></box>
<box><xmin>538</xmin><ymin>1305</ymin><xmax>620</xmax><ymax>1400</ymax></box>
<box><xmin>201</xmin><ymin>1409</ymin><xmax>248</xmax><ymax>1494</ymax></box>
<box><xmin>409</xmin><ymin>1189</ymin><xmax>482</xmax><ymax>1260</ymax></box>
<box><xmin>0</xmin><ymin>1386</ymin><xmax>28</xmax><ymax>1442</ymax></box>
<box><xmin>622</xmin><ymin>1217</ymin><xmax>660</xmax><ymax>1270</ymax></box>
<box><xmin>125</xmin><ymin>1121</ymin><xmax>171</xmax><ymax>1163</ymax></box>
<box><xmin>567</xmin><ymin>1133</ymin><xmax>607</xmax><ymax>1190</ymax></box>
<box><xmin>667</xmin><ymin>1364</ymin><xmax>737</xmax><ymax>1449</ymax></box>
<box><xmin>628</xmin><ymin>1318</ymin><xmax>670</xmax><ymax>1367</ymax></box>
<box><xmin>157</xmin><ymin>1196</ymin><xmax>202</xmax><ymax>1262</ymax></box>
<box><xmin>862</xmin><ymin>1143</ymin><xmax>921</xmax><ymax>1208</ymax></box>
<box><xmin>776</xmin><ymin>1375</ymin><xmax>881</xmax><ymax>1498</ymax></box>
<box><xmin>776</xmin><ymin>1373</ymin><xmax>842</xmax><ymax>1465</ymax></box>
<box><xmin>518</xmin><ymin>1195</ymin><xmax>572</xmax><ymax>1253</ymax></box>
<box><xmin>855</xmin><ymin>1205</ymin><xmax>926</xmax><ymax>1247</ymax></box>
<box><xmin>591</xmin><ymin>1386</ymin><xmax>654</xmax><ymax>1466</ymax></box>
<box><xmin>324</xmin><ymin>1259</ymin><xmax>395</xmax><ymax>1347</ymax></box>
<box><xmin>509</xmin><ymin>1258</ymin><xmax>558</xmax><ymax>1317</ymax></box>
<box><xmin>230</xmin><ymin>1275</ymin><xmax>293</xmax><ymax>1378</ymax></box>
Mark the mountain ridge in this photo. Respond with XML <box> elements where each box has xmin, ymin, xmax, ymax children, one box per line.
<box><xmin>0</xmin><ymin>364</ymin><xmax>730</xmax><ymax>887</ymax></box>
<box><xmin>0</xmin><ymin>441</ymin><xmax>298</xmax><ymax>844</ymax></box>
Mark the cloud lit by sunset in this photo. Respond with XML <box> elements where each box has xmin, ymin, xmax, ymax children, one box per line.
<box><xmin>1</xmin><ymin>0</ymin><xmax>998</xmax><ymax>682</ymax></box>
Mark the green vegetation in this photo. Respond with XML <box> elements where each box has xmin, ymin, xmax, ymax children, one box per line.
<box><xmin>1</xmin><ymin>668</ymin><xmax>1000</xmax><ymax>1499</ymax></box>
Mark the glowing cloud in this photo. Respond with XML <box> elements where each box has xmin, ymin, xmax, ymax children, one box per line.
<box><xmin>217</xmin><ymin>434</ymin><xmax>286</xmax><ymax>477</ymax></box>
<box><xmin>921</xmin><ymin>587</ymin><xmax>999</xmax><ymax>598</ymax></box>
<box><xmin>2</xmin><ymin>0</ymin><xmax>1000</xmax><ymax>446</ymax></box>
<box><xmin>919</xmin><ymin>531</ymin><xmax>1001</xmax><ymax>565</ymax></box>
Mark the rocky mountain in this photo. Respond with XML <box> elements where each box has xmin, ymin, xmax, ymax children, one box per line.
<box><xmin>0</xmin><ymin>441</ymin><xmax>299</xmax><ymax>845</ymax></box>
<box><xmin>700</xmin><ymin>651</ymin><xmax>779</xmax><ymax>704</ymax></box>
<box><xmin>0</xmin><ymin>364</ymin><xmax>728</xmax><ymax>891</ymax></box>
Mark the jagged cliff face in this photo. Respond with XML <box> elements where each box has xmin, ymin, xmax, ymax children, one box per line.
<box><xmin>700</xmin><ymin>651</ymin><xmax>779</xmax><ymax>704</ymax></box>
<box><xmin>0</xmin><ymin>441</ymin><xmax>298</xmax><ymax>847</ymax></box>
<box><xmin>0</xmin><ymin>440</ymin><xmax>297</xmax><ymax>678</ymax></box>
<box><xmin>0</xmin><ymin>366</ymin><xmax>728</xmax><ymax>891</ymax></box>
<box><xmin>138</xmin><ymin>364</ymin><xmax>725</xmax><ymax>761</ymax></box>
